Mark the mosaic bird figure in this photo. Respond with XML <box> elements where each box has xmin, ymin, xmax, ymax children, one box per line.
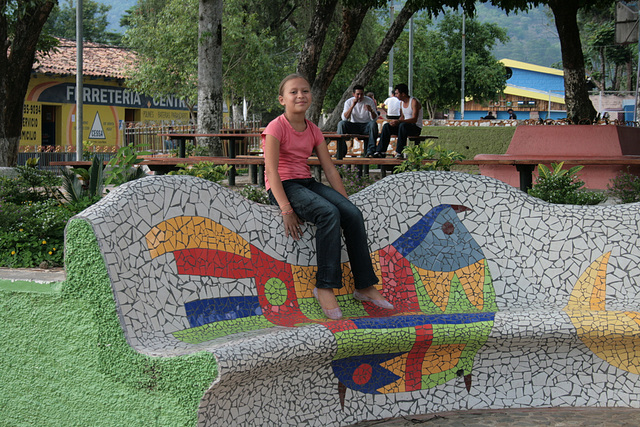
<box><xmin>145</xmin><ymin>204</ymin><xmax>497</xmax><ymax>394</ymax></box>
<box><xmin>563</xmin><ymin>252</ymin><xmax>640</xmax><ymax>374</ymax></box>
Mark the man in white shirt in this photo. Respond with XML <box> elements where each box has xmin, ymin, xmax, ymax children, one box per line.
<box><xmin>383</xmin><ymin>92</ymin><xmax>401</xmax><ymax>120</ymax></box>
<box><xmin>373</xmin><ymin>83</ymin><xmax>423</xmax><ymax>159</ymax></box>
<box><xmin>337</xmin><ymin>85</ymin><xmax>378</xmax><ymax>157</ymax></box>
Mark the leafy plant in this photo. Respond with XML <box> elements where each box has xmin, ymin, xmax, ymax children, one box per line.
<box><xmin>237</xmin><ymin>185</ymin><xmax>269</xmax><ymax>204</ymax></box>
<box><xmin>104</xmin><ymin>144</ymin><xmax>151</xmax><ymax>186</ymax></box>
<box><xmin>607</xmin><ymin>168</ymin><xmax>640</xmax><ymax>204</ymax></box>
<box><xmin>0</xmin><ymin>163</ymin><xmax>62</xmax><ymax>204</ymax></box>
<box><xmin>61</xmin><ymin>156</ymin><xmax>105</xmax><ymax>204</ymax></box>
<box><xmin>337</xmin><ymin>165</ymin><xmax>379</xmax><ymax>195</ymax></box>
<box><xmin>528</xmin><ymin>162</ymin><xmax>606</xmax><ymax>205</ymax></box>
<box><xmin>168</xmin><ymin>162</ymin><xmax>230</xmax><ymax>183</ymax></box>
<box><xmin>394</xmin><ymin>140</ymin><xmax>465</xmax><ymax>173</ymax></box>
<box><xmin>0</xmin><ymin>199</ymin><xmax>74</xmax><ymax>268</ymax></box>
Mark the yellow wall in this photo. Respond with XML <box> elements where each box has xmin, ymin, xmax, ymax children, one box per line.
<box><xmin>22</xmin><ymin>75</ymin><xmax>191</xmax><ymax>150</ymax></box>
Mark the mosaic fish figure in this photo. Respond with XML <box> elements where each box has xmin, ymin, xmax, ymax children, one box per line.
<box><xmin>563</xmin><ymin>252</ymin><xmax>640</xmax><ymax>374</ymax></box>
<box><xmin>145</xmin><ymin>204</ymin><xmax>497</xmax><ymax>394</ymax></box>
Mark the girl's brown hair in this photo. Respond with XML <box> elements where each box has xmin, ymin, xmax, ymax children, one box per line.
<box><xmin>278</xmin><ymin>73</ymin><xmax>309</xmax><ymax>96</ymax></box>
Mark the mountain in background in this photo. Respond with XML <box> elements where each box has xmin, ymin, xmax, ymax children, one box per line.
<box><xmin>100</xmin><ymin>0</ymin><xmax>136</xmax><ymax>31</ymax></box>
<box><xmin>475</xmin><ymin>4</ymin><xmax>561</xmax><ymax>67</ymax></box>
<box><xmin>96</xmin><ymin>0</ymin><xmax>561</xmax><ymax>67</ymax></box>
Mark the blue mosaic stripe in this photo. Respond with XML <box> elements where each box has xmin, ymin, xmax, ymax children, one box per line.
<box><xmin>185</xmin><ymin>296</ymin><xmax>262</xmax><ymax>328</ymax></box>
<box><xmin>351</xmin><ymin>312</ymin><xmax>496</xmax><ymax>330</ymax></box>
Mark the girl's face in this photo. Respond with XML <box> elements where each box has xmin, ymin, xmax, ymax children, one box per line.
<box><xmin>279</xmin><ymin>77</ymin><xmax>311</xmax><ymax>114</ymax></box>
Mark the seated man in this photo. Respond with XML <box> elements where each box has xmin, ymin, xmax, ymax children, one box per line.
<box><xmin>337</xmin><ymin>85</ymin><xmax>378</xmax><ymax>157</ymax></box>
<box><xmin>372</xmin><ymin>84</ymin><xmax>423</xmax><ymax>159</ymax></box>
<box><xmin>382</xmin><ymin>92</ymin><xmax>401</xmax><ymax>120</ymax></box>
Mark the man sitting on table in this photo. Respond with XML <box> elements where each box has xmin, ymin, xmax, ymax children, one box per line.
<box><xmin>372</xmin><ymin>83</ymin><xmax>423</xmax><ymax>159</ymax></box>
<box><xmin>337</xmin><ymin>84</ymin><xmax>378</xmax><ymax>157</ymax></box>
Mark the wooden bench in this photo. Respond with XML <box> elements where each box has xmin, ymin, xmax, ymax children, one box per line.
<box><xmin>64</xmin><ymin>171</ymin><xmax>640</xmax><ymax>426</ymax></box>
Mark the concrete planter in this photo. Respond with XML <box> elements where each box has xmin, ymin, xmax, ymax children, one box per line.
<box><xmin>474</xmin><ymin>125</ymin><xmax>640</xmax><ymax>190</ymax></box>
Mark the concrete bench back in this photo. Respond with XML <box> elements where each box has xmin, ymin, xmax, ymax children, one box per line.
<box><xmin>68</xmin><ymin>171</ymin><xmax>640</xmax><ymax>425</ymax></box>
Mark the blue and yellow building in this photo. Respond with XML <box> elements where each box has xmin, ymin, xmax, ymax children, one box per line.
<box><xmin>458</xmin><ymin>59</ymin><xmax>566</xmax><ymax>120</ymax></box>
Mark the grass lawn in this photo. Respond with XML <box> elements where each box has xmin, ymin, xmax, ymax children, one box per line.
<box><xmin>422</xmin><ymin>125</ymin><xmax>515</xmax><ymax>158</ymax></box>
<box><xmin>0</xmin><ymin>288</ymin><xmax>195</xmax><ymax>426</ymax></box>
<box><xmin>421</xmin><ymin>125</ymin><xmax>516</xmax><ymax>174</ymax></box>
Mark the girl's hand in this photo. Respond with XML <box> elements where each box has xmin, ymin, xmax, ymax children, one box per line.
<box><xmin>283</xmin><ymin>211</ymin><xmax>304</xmax><ymax>240</ymax></box>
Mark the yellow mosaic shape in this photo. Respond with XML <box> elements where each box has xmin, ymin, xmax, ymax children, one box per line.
<box><xmin>146</xmin><ymin>216</ymin><xmax>250</xmax><ymax>259</ymax></box>
<box><xmin>457</xmin><ymin>260</ymin><xmax>486</xmax><ymax>311</ymax></box>
<box><xmin>420</xmin><ymin>269</ymin><xmax>455</xmax><ymax>312</ymax></box>
<box><xmin>292</xmin><ymin>265</ymin><xmax>317</xmax><ymax>298</ymax></box>
<box><xmin>564</xmin><ymin>251</ymin><xmax>640</xmax><ymax>374</ymax></box>
<box><xmin>422</xmin><ymin>344</ymin><xmax>465</xmax><ymax>375</ymax></box>
<box><xmin>378</xmin><ymin>353</ymin><xmax>408</xmax><ymax>393</ymax></box>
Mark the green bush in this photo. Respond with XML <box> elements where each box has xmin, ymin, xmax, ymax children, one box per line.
<box><xmin>237</xmin><ymin>184</ymin><xmax>269</xmax><ymax>204</ymax></box>
<box><xmin>607</xmin><ymin>168</ymin><xmax>640</xmax><ymax>203</ymax></box>
<box><xmin>528</xmin><ymin>163</ymin><xmax>606</xmax><ymax>205</ymax></box>
<box><xmin>0</xmin><ymin>199</ymin><xmax>76</xmax><ymax>267</ymax></box>
<box><xmin>169</xmin><ymin>162</ymin><xmax>230</xmax><ymax>183</ymax></box>
<box><xmin>394</xmin><ymin>140</ymin><xmax>465</xmax><ymax>173</ymax></box>
<box><xmin>0</xmin><ymin>164</ymin><xmax>62</xmax><ymax>204</ymax></box>
<box><xmin>337</xmin><ymin>165</ymin><xmax>379</xmax><ymax>195</ymax></box>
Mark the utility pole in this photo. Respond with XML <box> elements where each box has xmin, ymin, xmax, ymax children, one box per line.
<box><xmin>460</xmin><ymin>10</ymin><xmax>466</xmax><ymax>120</ymax></box>
<box><xmin>408</xmin><ymin>17</ymin><xmax>414</xmax><ymax>95</ymax></box>
<box><xmin>388</xmin><ymin>0</ymin><xmax>394</xmax><ymax>98</ymax></box>
<box><xmin>76</xmin><ymin>0</ymin><xmax>83</xmax><ymax>160</ymax></box>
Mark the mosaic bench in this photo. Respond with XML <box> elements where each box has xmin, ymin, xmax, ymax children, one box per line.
<box><xmin>64</xmin><ymin>172</ymin><xmax>640</xmax><ymax>426</ymax></box>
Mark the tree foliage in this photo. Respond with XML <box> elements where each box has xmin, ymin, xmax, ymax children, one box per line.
<box><xmin>42</xmin><ymin>0</ymin><xmax>122</xmax><ymax>44</ymax></box>
<box><xmin>122</xmin><ymin>0</ymin><xmax>300</xmax><ymax>125</ymax></box>
<box><xmin>579</xmin><ymin>3</ymin><xmax>635</xmax><ymax>91</ymax></box>
<box><xmin>388</xmin><ymin>12</ymin><xmax>508</xmax><ymax>117</ymax></box>
<box><xmin>123</xmin><ymin>0</ymin><xmax>199</xmax><ymax>118</ymax></box>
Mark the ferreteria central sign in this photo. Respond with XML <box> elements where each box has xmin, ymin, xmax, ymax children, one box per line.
<box><xmin>33</xmin><ymin>82</ymin><xmax>190</xmax><ymax>111</ymax></box>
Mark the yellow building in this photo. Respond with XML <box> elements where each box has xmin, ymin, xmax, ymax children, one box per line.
<box><xmin>22</xmin><ymin>38</ymin><xmax>191</xmax><ymax>151</ymax></box>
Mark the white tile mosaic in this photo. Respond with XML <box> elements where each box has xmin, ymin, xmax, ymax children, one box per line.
<box><xmin>69</xmin><ymin>171</ymin><xmax>640</xmax><ymax>426</ymax></box>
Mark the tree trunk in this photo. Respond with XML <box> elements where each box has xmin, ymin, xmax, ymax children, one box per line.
<box><xmin>305</xmin><ymin>3</ymin><xmax>371</xmax><ymax>123</ymax></box>
<box><xmin>0</xmin><ymin>0</ymin><xmax>56</xmax><ymax>167</ymax></box>
<box><xmin>297</xmin><ymin>0</ymin><xmax>339</xmax><ymax>86</ymax></box>
<box><xmin>197</xmin><ymin>0</ymin><xmax>224</xmax><ymax>155</ymax></box>
<box><xmin>322</xmin><ymin>2</ymin><xmax>420</xmax><ymax>131</ymax></box>
<box><xmin>549</xmin><ymin>0</ymin><xmax>596</xmax><ymax>123</ymax></box>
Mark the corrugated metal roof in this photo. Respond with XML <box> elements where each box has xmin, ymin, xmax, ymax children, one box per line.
<box><xmin>499</xmin><ymin>58</ymin><xmax>564</xmax><ymax>76</ymax></box>
<box><xmin>33</xmin><ymin>38</ymin><xmax>136</xmax><ymax>80</ymax></box>
<box><xmin>504</xmin><ymin>85</ymin><xmax>565</xmax><ymax>104</ymax></box>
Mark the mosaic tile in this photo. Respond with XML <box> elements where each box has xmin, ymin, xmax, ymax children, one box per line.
<box><xmin>70</xmin><ymin>171</ymin><xmax>640</xmax><ymax>426</ymax></box>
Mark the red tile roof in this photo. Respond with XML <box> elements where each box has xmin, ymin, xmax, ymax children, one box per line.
<box><xmin>33</xmin><ymin>38</ymin><xmax>136</xmax><ymax>80</ymax></box>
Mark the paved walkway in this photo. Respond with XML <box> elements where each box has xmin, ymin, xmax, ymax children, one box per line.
<box><xmin>3</xmin><ymin>268</ymin><xmax>640</xmax><ymax>426</ymax></box>
<box><xmin>350</xmin><ymin>407</ymin><xmax>640</xmax><ymax>426</ymax></box>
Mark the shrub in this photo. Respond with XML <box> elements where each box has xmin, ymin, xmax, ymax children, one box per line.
<box><xmin>528</xmin><ymin>163</ymin><xmax>606</xmax><ymax>205</ymax></box>
<box><xmin>237</xmin><ymin>185</ymin><xmax>269</xmax><ymax>204</ymax></box>
<box><xmin>394</xmin><ymin>140</ymin><xmax>465</xmax><ymax>173</ymax></box>
<box><xmin>0</xmin><ymin>199</ymin><xmax>75</xmax><ymax>268</ymax></box>
<box><xmin>168</xmin><ymin>162</ymin><xmax>230</xmax><ymax>183</ymax></box>
<box><xmin>104</xmin><ymin>144</ymin><xmax>150</xmax><ymax>187</ymax></box>
<box><xmin>337</xmin><ymin>165</ymin><xmax>379</xmax><ymax>195</ymax></box>
<box><xmin>0</xmin><ymin>164</ymin><xmax>62</xmax><ymax>204</ymax></box>
<box><xmin>607</xmin><ymin>168</ymin><xmax>640</xmax><ymax>203</ymax></box>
